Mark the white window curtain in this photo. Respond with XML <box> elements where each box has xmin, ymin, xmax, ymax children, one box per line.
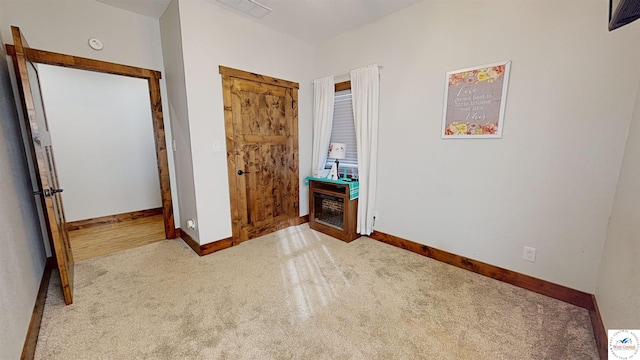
<box><xmin>311</xmin><ymin>76</ymin><xmax>335</xmax><ymax>175</ymax></box>
<box><xmin>351</xmin><ymin>65</ymin><xmax>379</xmax><ymax>235</ymax></box>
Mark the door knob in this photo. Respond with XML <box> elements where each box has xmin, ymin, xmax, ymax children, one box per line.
<box><xmin>237</xmin><ymin>170</ymin><xmax>250</xmax><ymax>175</ymax></box>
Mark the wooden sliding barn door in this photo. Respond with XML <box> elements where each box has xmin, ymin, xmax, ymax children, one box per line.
<box><xmin>11</xmin><ymin>26</ymin><xmax>75</xmax><ymax>304</ymax></box>
<box><xmin>220</xmin><ymin>67</ymin><xmax>299</xmax><ymax>243</ymax></box>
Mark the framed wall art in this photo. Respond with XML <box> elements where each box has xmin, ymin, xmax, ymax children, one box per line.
<box><xmin>441</xmin><ymin>61</ymin><xmax>511</xmax><ymax>139</ymax></box>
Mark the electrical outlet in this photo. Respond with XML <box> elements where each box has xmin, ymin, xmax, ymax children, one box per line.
<box><xmin>523</xmin><ymin>246</ymin><xmax>536</xmax><ymax>262</ymax></box>
<box><xmin>186</xmin><ymin>219</ymin><xmax>197</xmax><ymax>230</ymax></box>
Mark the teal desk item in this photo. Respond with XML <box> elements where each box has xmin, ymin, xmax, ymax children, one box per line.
<box><xmin>304</xmin><ymin>176</ymin><xmax>359</xmax><ymax>200</ymax></box>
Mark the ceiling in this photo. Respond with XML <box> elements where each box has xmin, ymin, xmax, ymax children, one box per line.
<box><xmin>96</xmin><ymin>0</ymin><xmax>422</xmax><ymax>45</ymax></box>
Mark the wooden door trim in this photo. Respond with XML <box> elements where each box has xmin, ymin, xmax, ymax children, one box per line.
<box><xmin>221</xmin><ymin>74</ymin><xmax>240</xmax><ymax>243</ymax></box>
<box><xmin>6</xmin><ymin>43</ymin><xmax>177</xmax><ymax>240</ymax></box>
<box><xmin>219</xmin><ymin>66</ymin><xmax>300</xmax><ymax>245</ymax></box>
<box><xmin>219</xmin><ymin>66</ymin><xmax>299</xmax><ymax>89</ymax></box>
<box><xmin>6</xmin><ymin>45</ymin><xmax>160</xmax><ymax>79</ymax></box>
<box><xmin>6</xmin><ymin>45</ymin><xmax>57</xmax><ymax>257</ymax></box>
<box><xmin>290</xmin><ymin>84</ymin><xmax>300</xmax><ymax>223</ymax></box>
<box><xmin>12</xmin><ymin>26</ymin><xmax>74</xmax><ymax>304</ymax></box>
<box><xmin>335</xmin><ymin>81</ymin><xmax>351</xmax><ymax>91</ymax></box>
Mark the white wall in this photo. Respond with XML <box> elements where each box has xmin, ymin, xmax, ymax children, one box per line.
<box><xmin>1</xmin><ymin>0</ymin><xmax>180</xmax><ymax>226</ymax></box>
<box><xmin>0</xmin><ymin>21</ymin><xmax>47</xmax><ymax>359</ymax></box>
<box><xmin>160</xmin><ymin>0</ymin><xmax>199</xmax><ymax>240</ymax></box>
<box><xmin>595</xmin><ymin>80</ymin><xmax>640</xmax><ymax>329</ymax></box>
<box><xmin>0</xmin><ymin>0</ymin><xmax>164</xmax><ymax>70</ymax></box>
<box><xmin>315</xmin><ymin>0</ymin><xmax>640</xmax><ymax>292</ymax></box>
<box><xmin>38</xmin><ymin>65</ymin><xmax>162</xmax><ymax>221</ymax></box>
<box><xmin>175</xmin><ymin>0</ymin><xmax>314</xmax><ymax>244</ymax></box>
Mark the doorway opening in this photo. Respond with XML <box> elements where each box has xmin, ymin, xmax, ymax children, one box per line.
<box><xmin>7</xmin><ymin>44</ymin><xmax>177</xmax><ymax>262</ymax></box>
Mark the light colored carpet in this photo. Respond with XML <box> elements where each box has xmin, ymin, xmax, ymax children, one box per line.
<box><xmin>36</xmin><ymin>224</ymin><xmax>598</xmax><ymax>359</ymax></box>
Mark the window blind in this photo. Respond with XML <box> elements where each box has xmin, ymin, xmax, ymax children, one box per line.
<box><xmin>326</xmin><ymin>89</ymin><xmax>358</xmax><ymax>168</ymax></box>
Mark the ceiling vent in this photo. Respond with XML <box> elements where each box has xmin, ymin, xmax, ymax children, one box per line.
<box><xmin>217</xmin><ymin>0</ymin><xmax>272</xmax><ymax>18</ymax></box>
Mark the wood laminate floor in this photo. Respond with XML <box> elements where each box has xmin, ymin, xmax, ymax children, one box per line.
<box><xmin>69</xmin><ymin>215</ymin><xmax>166</xmax><ymax>262</ymax></box>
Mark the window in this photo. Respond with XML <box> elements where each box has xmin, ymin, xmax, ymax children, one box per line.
<box><xmin>325</xmin><ymin>88</ymin><xmax>358</xmax><ymax>169</ymax></box>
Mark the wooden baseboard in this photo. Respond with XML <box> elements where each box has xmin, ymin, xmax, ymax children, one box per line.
<box><xmin>369</xmin><ymin>230</ymin><xmax>594</xmax><ymax>310</ymax></box>
<box><xmin>180</xmin><ymin>229</ymin><xmax>233</xmax><ymax>256</ymax></box>
<box><xmin>296</xmin><ymin>215</ymin><xmax>309</xmax><ymax>225</ymax></box>
<box><xmin>181</xmin><ymin>217</ymin><xmax>309</xmax><ymax>256</ymax></box>
<box><xmin>589</xmin><ymin>295</ymin><xmax>607</xmax><ymax>360</ymax></box>
<box><xmin>200</xmin><ymin>238</ymin><xmax>234</xmax><ymax>256</ymax></box>
<box><xmin>66</xmin><ymin>208</ymin><xmax>163</xmax><ymax>231</ymax></box>
<box><xmin>180</xmin><ymin>229</ymin><xmax>200</xmax><ymax>254</ymax></box>
<box><xmin>21</xmin><ymin>257</ymin><xmax>53</xmax><ymax>360</ymax></box>
<box><xmin>369</xmin><ymin>231</ymin><xmax>606</xmax><ymax>358</ymax></box>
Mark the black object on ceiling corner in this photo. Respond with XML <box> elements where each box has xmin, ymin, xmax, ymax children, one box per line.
<box><xmin>609</xmin><ymin>0</ymin><xmax>640</xmax><ymax>31</ymax></box>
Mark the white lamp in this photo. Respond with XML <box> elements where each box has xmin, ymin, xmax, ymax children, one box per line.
<box><xmin>328</xmin><ymin>143</ymin><xmax>346</xmax><ymax>179</ymax></box>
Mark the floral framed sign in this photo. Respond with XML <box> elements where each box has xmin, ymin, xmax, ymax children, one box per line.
<box><xmin>442</xmin><ymin>61</ymin><xmax>511</xmax><ymax>139</ymax></box>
